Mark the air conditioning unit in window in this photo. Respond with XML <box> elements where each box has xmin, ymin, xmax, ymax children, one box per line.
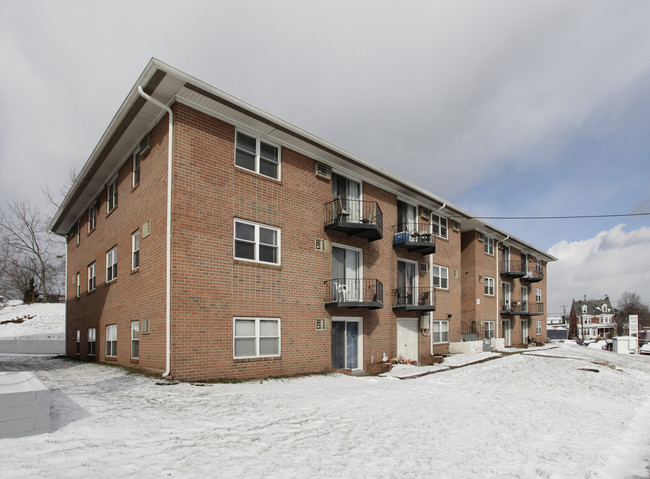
<box><xmin>142</xmin><ymin>318</ymin><xmax>150</xmax><ymax>334</ymax></box>
<box><xmin>139</xmin><ymin>133</ymin><xmax>152</xmax><ymax>158</ymax></box>
<box><xmin>315</xmin><ymin>162</ymin><xmax>331</xmax><ymax>180</ymax></box>
<box><xmin>477</xmin><ymin>233</ymin><xmax>484</xmax><ymax>242</ymax></box>
<box><xmin>452</xmin><ymin>220</ymin><xmax>460</xmax><ymax>232</ymax></box>
<box><xmin>420</xmin><ymin>207</ymin><xmax>432</xmax><ymax>220</ymax></box>
<box><xmin>420</xmin><ymin>262</ymin><xmax>428</xmax><ymax>273</ymax></box>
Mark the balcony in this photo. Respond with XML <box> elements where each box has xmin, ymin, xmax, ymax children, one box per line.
<box><xmin>501</xmin><ymin>260</ymin><xmax>527</xmax><ymax>278</ymax></box>
<box><xmin>392</xmin><ymin>223</ymin><xmax>436</xmax><ymax>255</ymax></box>
<box><xmin>521</xmin><ymin>268</ymin><xmax>544</xmax><ymax>283</ymax></box>
<box><xmin>392</xmin><ymin>286</ymin><xmax>436</xmax><ymax>312</ymax></box>
<box><xmin>324</xmin><ymin>197</ymin><xmax>383</xmax><ymax>242</ymax></box>
<box><xmin>501</xmin><ymin>301</ymin><xmax>544</xmax><ymax>316</ymax></box>
<box><xmin>324</xmin><ymin>278</ymin><xmax>384</xmax><ymax>309</ymax></box>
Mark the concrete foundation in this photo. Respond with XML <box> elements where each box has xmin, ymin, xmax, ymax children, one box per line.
<box><xmin>0</xmin><ymin>372</ymin><xmax>50</xmax><ymax>439</ymax></box>
<box><xmin>0</xmin><ymin>339</ymin><xmax>65</xmax><ymax>354</ymax></box>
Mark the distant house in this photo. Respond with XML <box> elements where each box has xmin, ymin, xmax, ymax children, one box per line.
<box><xmin>568</xmin><ymin>298</ymin><xmax>616</xmax><ymax>340</ymax></box>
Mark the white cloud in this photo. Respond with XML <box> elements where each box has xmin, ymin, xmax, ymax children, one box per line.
<box><xmin>547</xmin><ymin>224</ymin><xmax>650</xmax><ymax>314</ymax></box>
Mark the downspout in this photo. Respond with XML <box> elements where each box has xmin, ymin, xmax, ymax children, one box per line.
<box><xmin>495</xmin><ymin>235</ymin><xmax>510</xmax><ymax>344</ymax></box>
<box><xmin>430</xmin><ymin>203</ymin><xmax>446</xmax><ymax>356</ymax></box>
<box><xmin>137</xmin><ymin>85</ymin><xmax>173</xmax><ymax>378</ymax></box>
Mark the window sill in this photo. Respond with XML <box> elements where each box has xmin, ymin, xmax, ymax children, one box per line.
<box><xmin>131</xmin><ymin>268</ymin><xmax>140</xmax><ymax>275</ymax></box>
<box><xmin>105</xmin><ymin>356</ymin><xmax>117</xmax><ymax>361</ymax></box>
<box><xmin>106</xmin><ymin>205</ymin><xmax>118</xmax><ymax>218</ymax></box>
<box><xmin>87</xmin><ymin>227</ymin><xmax>96</xmax><ymax>237</ymax></box>
<box><xmin>130</xmin><ymin>358</ymin><xmax>139</xmax><ymax>364</ymax></box>
<box><xmin>234</xmin><ymin>356</ymin><xmax>281</xmax><ymax>363</ymax></box>
<box><xmin>235</xmin><ymin>165</ymin><xmax>282</xmax><ymax>185</ymax></box>
<box><xmin>105</xmin><ymin>279</ymin><xmax>117</xmax><ymax>286</ymax></box>
<box><xmin>87</xmin><ymin>289</ymin><xmax>96</xmax><ymax>296</ymax></box>
<box><xmin>233</xmin><ymin>259</ymin><xmax>281</xmax><ymax>270</ymax></box>
<box><xmin>132</xmin><ymin>182</ymin><xmax>140</xmax><ymax>192</ymax></box>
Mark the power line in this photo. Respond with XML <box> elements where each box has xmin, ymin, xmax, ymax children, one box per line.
<box><xmin>451</xmin><ymin>212</ymin><xmax>650</xmax><ymax>220</ymax></box>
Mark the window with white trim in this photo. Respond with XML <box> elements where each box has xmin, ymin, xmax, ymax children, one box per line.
<box><xmin>133</xmin><ymin>149</ymin><xmax>141</xmax><ymax>187</ymax></box>
<box><xmin>432</xmin><ymin>320</ymin><xmax>449</xmax><ymax>343</ymax></box>
<box><xmin>536</xmin><ymin>259</ymin><xmax>542</xmax><ymax>272</ymax></box>
<box><xmin>106</xmin><ymin>247</ymin><xmax>117</xmax><ymax>282</ymax></box>
<box><xmin>88</xmin><ymin>262</ymin><xmax>96</xmax><ymax>292</ymax></box>
<box><xmin>433</xmin><ymin>264</ymin><xmax>449</xmax><ymax>289</ymax></box>
<box><xmin>235</xmin><ymin>131</ymin><xmax>280</xmax><ymax>179</ymax></box>
<box><xmin>132</xmin><ymin>230</ymin><xmax>140</xmax><ymax>270</ymax></box>
<box><xmin>87</xmin><ymin>328</ymin><xmax>96</xmax><ymax>356</ymax></box>
<box><xmin>233</xmin><ymin>317</ymin><xmax>280</xmax><ymax>358</ymax></box>
<box><xmin>76</xmin><ymin>220</ymin><xmax>80</xmax><ymax>245</ymax></box>
<box><xmin>484</xmin><ymin>276</ymin><xmax>495</xmax><ymax>296</ymax></box>
<box><xmin>432</xmin><ymin>214</ymin><xmax>448</xmax><ymax>239</ymax></box>
<box><xmin>75</xmin><ymin>272</ymin><xmax>80</xmax><ymax>298</ymax></box>
<box><xmin>484</xmin><ymin>236</ymin><xmax>494</xmax><ymax>255</ymax></box>
<box><xmin>234</xmin><ymin>219</ymin><xmax>280</xmax><ymax>265</ymax></box>
<box><xmin>484</xmin><ymin>320</ymin><xmax>495</xmax><ymax>339</ymax></box>
<box><xmin>536</xmin><ymin>288</ymin><xmax>542</xmax><ymax>303</ymax></box>
<box><xmin>107</xmin><ymin>176</ymin><xmax>118</xmax><ymax>212</ymax></box>
<box><xmin>88</xmin><ymin>201</ymin><xmax>97</xmax><ymax>232</ymax></box>
<box><xmin>106</xmin><ymin>324</ymin><xmax>117</xmax><ymax>357</ymax></box>
<box><xmin>131</xmin><ymin>321</ymin><xmax>139</xmax><ymax>359</ymax></box>
<box><xmin>536</xmin><ymin>320</ymin><xmax>542</xmax><ymax>335</ymax></box>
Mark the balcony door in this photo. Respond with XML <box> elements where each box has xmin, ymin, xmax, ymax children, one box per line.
<box><xmin>397</xmin><ymin>260</ymin><xmax>417</xmax><ymax>306</ymax></box>
<box><xmin>521</xmin><ymin>286</ymin><xmax>528</xmax><ymax>313</ymax></box>
<box><xmin>332</xmin><ymin>173</ymin><xmax>361</xmax><ymax>221</ymax></box>
<box><xmin>332</xmin><ymin>317</ymin><xmax>363</xmax><ymax>370</ymax></box>
<box><xmin>332</xmin><ymin>245</ymin><xmax>362</xmax><ymax>302</ymax></box>
<box><xmin>397</xmin><ymin>201</ymin><xmax>417</xmax><ymax>234</ymax></box>
<box><xmin>502</xmin><ymin>282</ymin><xmax>511</xmax><ymax>310</ymax></box>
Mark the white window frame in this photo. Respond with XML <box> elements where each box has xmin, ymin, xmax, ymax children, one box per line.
<box><xmin>233</xmin><ymin>317</ymin><xmax>281</xmax><ymax>359</ymax></box>
<box><xmin>397</xmin><ymin>258</ymin><xmax>419</xmax><ymax>305</ymax></box>
<box><xmin>432</xmin><ymin>320</ymin><xmax>449</xmax><ymax>343</ymax></box>
<box><xmin>106</xmin><ymin>246</ymin><xmax>117</xmax><ymax>282</ymax></box>
<box><xmin>432</xmin><ymin>214</ymin><xmax>448</xmax><ymax>239</ymax></box>
<box><xmin>233</xmin><ymin>219</ymin><xmax>281</xmax><ymax>265</ymax></box>
<box><xmin>484</xmin><ymin>320</ymin><xmax>495</xmax><ymax>339</ymax></box>
<box><xmin>133</xmin><ymin>149</ymin><xmax>141</xmax><ymax>187</ymax></box>
<box><xmin>131</xmin><ymin>321</ymin><xmax>139</xmax><ymax>359</ymax></box>
<box><xmin>536</xmin><ymin>259</ymin><xmax>542</xmax><ymax>272</ymax></box>
<box><xmin>536</xmin><ymin>320</ymin><xmax>542</xmax><ymax>335</ymax></box>
<box><xmin>484</xmin><ymin>276</ymin><xmax>495</xmax><ymax>296</ymax></box>
<box><xmin>433</xmin><ymin>264</ymin><xmax>449</xmax><ymax>290</ymax></box>
<box><xmin>132</xmin><ymin>230</ymin><xmax>140</xmax><ymax>270</ymax></box>
<box><xmin>76</xmin><ymin>220</ymin><xmax>80</xmax><ymax>245</ymax></box>
<box><xmin>234</xmin><ymin>130</ymin><xmax>281</xmax><ymax>180</ymax></box>
<box><xmin>484</xmin><ymin>236</ymin><xmax>494</xmax><ymax>255</ymax></box>
<box><xmin>106</xmin><ymin>324</ymin><xmax>117</xmax><ymax>357</ymax></box>
<box><xmin>87</xmin><ymin>328</ymin><xmax>96</xmax><ymax>356</ymax></box>
<box><xmin>107</xmin><ymin>175</ymin><xmax>118</xmax><ymax>213</ymax></box>
<box><xmin>88</xmin><ymin>202</ymin><xmax>97</xmax><ymax>232</ymax></box>
<box><xmin>536</xmin><ymin>288</ymin><xmax>542</xmax><ymax>303</ymax></box>
<box><xmin>75</xmin><ymin>272</ymin><xmax>80</xmax><ymax>298</ymax></box>
<box><xmin>88</xmin><ymin>262</ymin><xmax>96</xmax><ymax>292</ymax></box>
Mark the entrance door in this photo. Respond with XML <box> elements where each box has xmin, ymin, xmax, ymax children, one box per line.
<box><xmin>397</xmin><ymin>319</ymin><xmax>418</xmax><ymax>361</ymax></box>
<box><xmin>502</xmin><ymin>319</ymin><xmax>511</xmax><ymax>346</ymax></box>
<box><xmin>522</xmin><ymin>320</ymin><xmax>528</xmax><ymax>344</ymax></box>
<box><xmin>332</xmin><ymin>318</ymin><xmax>363</xmax><ymax>369</ymax></box>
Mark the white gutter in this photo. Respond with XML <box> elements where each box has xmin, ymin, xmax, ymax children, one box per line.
<box><xmin>430</xmin><ymin>203</ymin><xmax>446</xmax><ymax>356</ymax></box>
<box><xmin>495</xmin><ymin>235</ymin><xmax>510</xmax><ymax>342</ymax></box>
<box><xmin>137</xmin><ymin>85</ymin><xmax>173</xmax><ymax>378</ymax></box>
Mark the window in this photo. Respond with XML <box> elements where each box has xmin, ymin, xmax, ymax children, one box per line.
<box><xmin>397</xmin><ymin>200</ymin><xmax>417</xmax><ymax>233</ymax></box>
<box><xmin>133</xmin><ymin>150</ymin><xmax>141</xmax><ymax>187</ymax></box>
<box><xmin>432</xmin><ymin>320</ymin><xmax>449</xmax><ymax>343</ymax></box>
<box><xmin>536</xmin><ymin>320</ymin><xmax>542</xmax><ymax>335</ymax></box>
<box><xmin>484</xmin><ymin>276</ymin><xmax>495</xmax><ymax>296</ymax></box>
<box><xmin>432</xmin><ymin>214</ymin><xmax>448</xmax><ymax>239</ymax></box>
<box><xmin>536</xmin><ymin>288</ymin><xmax>542</xmax><ymax>303</ymax></box>
<box><xmin>88</xmin><ymin>262</ymin><xmax>96</xmax><ymax>292</ymax></box>
<box><xmin>132</xmin><ymin>231</ymin><xmax>140</xmax><ymax>270</ymax></box>
<box><xmin>233</xmin><ymin>317</ymin><xmax>280</xmax><ymax>358</ymax></box>
<box><xmin>234</xmin><ymin>220</ymin><xmax>280</xmax><ymax>265</ymax></box>
<box><xmin>131</xmin><ymin>321</ymin><xmax>139</xmax><ymax>359</ymax></box>
<box><xmin>433</xmin><ymin>265</ymin><xmax>449</xmax><ymax>289</ymax></box>
<box><xmin>106</xmin><ymin>247</ymin><xmax>117</xmax><ymax>282</ymax></box>
<box><xmin>75</xmin><ymin>272</ymin><xmax>80</xmax><ymax>298</ymax></box>
<box><xmin>536</xmin><ymin>259</ymin><xmax>542</xmax><ymax>272</ymax></box>
<box><xmin>87</xmin><ymin>328</ymin><xmax>96</xmax><ymax>356</ymax></box>
<box><xmin>88</xmin><ymin>202</ymin><xmax>97</xmax><ymax>232</ymax></box>
<box><xmin>106</xmin><ymin>324</ymin><xmax>117</xmax><ymax>357</ymax></box>
<box><xmin>76</xmin><ymin>220</ymin><xmax>80</xmax><ymax>245</ymax></box>
<box><xmin>484</xmin><ymin>236</ymin><xmax>494</xmax><ymax>255</ymax></box>
<box><xmin>235</xmin><ymin>131</ymin><xmax>280</xmax><ymax>179</ymax></box>
<box><xmin>107</xmin><ymin>175</ymin><xmax>118</xmax><ymax>212</ymax></box>
<box><xmin>75</xmin><ymin>330</ymin><xmax>80</xmax><ymax>354</ymax></box>
<box><xmin>484</xmin><ymin>321</ymin><xmax>495</xmax><ymax>339</ymax></box>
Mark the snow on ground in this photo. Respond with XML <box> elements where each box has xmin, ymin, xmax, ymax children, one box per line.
<box><xmin>0</xmin><ymin>301</ymin><xmax>65</xmax><ymax>340</ymax></box>
<box><xmin>2</xmin><ymin>344</ymin><xmax>650</xmax><ymax>478</ymax></box>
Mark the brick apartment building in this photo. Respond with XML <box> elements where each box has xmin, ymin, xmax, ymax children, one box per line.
<box><xmin>49</xmin><ymin>59</ymin><xmax>556</xmax><ymax>381</ymax></box>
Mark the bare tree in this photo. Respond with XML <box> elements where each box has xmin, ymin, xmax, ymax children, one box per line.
<box><xmin>0</xmin><ymin>201</ymin><xmax>63</xmax><ymax>302</ymax></box>
<box><xmin>43</xmin><ymin>166</ymin><xmax>79</xmax><ymax>212</ymax></box>
<box><xmin>615</xmin><ymin>292</ymin><xmax>650</xmax><ymax>335</ymax></box>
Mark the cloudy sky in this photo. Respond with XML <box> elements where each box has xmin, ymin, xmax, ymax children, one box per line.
<box><xmin>1</xmin><ymin>0</ymin><xmax>650</xmax><ymax>315</ymax></box>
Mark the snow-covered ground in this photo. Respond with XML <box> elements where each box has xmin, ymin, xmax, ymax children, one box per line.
<box><xmin>1</xmin><ymin>344</ymin><xmax>649</xmax><ymax>478</ymax></box>
<box><xmin>0</xmin><ymin>301</ymin><xmax>65</xmax><ymax>340</ymax></box>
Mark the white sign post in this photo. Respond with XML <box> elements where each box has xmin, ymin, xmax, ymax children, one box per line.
<box><xmin>629</xmin><ymin>315</ymin><xmax>639</xmax><ymax>354</ymax></box>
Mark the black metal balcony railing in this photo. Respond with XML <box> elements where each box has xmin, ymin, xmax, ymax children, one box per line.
<box><xmin>324</xmin><ymin>278</ymin><xmax>383</xmax><ymax>309</ymax></box>
<box><xmin>392</xmin><ymin>286</ymin><xmax>436</xmax><ymax>312</ymax></box>
<box><xmin>392</xmin><ymin>222</ymin><xmax>436</xmax><ymax>255</ymax></box>
<box><xmin>501</xmin><ymin>301</ymin><xmax>544</xmax><ymax>315</ymax></box>
<box><xmin>324</xmin><ymin>197</ymin><xmax>383</xmax><ymax>242</ymax></box>
<box><xmin>501</xmin><ymin>260</ymin><xmax>527</xmax><ymax>278</ymax></box>
<box><xmin>521</xmin><ymin>268</ymin><xmax>544</xmax><ymax>283</ymax></box>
